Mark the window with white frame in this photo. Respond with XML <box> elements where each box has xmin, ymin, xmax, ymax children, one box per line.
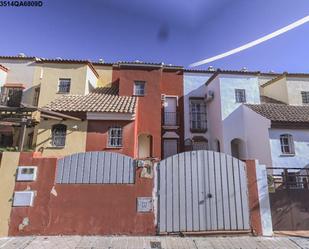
<box><xmin>301</xmin><ymin>91</ymin><xmax>309</xmax><ymax>104</ymax></box>
<box><xmin>16</xmin><ymin>166</ymin><xmax>37</xmax><ymax>181</ymax></box>
<box><xmin>134</xmin><ymin>81</ymin><xmax>145</xmax><ymax>96</ymax></box>
<box><xmin>108</xmin><ymin>126</ymin><xmax>122</xmax><ymax>147</ymax></box>
<box><xmin>58</xmin><ymin>78</ymin><xmax>71</xmax><ymax>93</ymax></box>
<box><xmin>13</xmin><ymin>191</ymin><xmax>35</xmax><ymax>207</ymax></box>
<box><xmin>189</xmin><ymin>98</ymin><xmax>207</xmax><ymax>132</ymax></box>
<box><xmin>235</xmin><ymin>89</ymin><xmax>246</xmax><ymax>103</ymax></box>
<box><xmin>280</xmin><ymin>134</ymin><xmax>295</xmax><ymax>155</ymax></box>
<box><xmin>52</xmin><ymin>124</ymin><xmax>67</xmax><ymax>147</ymax></box>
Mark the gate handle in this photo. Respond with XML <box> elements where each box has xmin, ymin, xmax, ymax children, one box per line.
<box><xmin>207</xmin><ymin>193</ymin><xmax>213</xmax><ymax>198</ymax></box>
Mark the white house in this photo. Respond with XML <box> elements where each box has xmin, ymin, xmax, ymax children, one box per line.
<box><xmin>183</xmin><ymin>69</ymin><xmax>262</xmax><ymax>157</ymax></box>
<box><xmin>183</xmin><ymin>69</ymin><xmax>309</xmax><ymax>171</ymax></box>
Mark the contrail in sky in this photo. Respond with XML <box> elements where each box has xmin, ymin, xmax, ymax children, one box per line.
<box><xmin>189</xmin><ymin>15</ymin><xmax>309</xmax><ymax>67</ymax></box>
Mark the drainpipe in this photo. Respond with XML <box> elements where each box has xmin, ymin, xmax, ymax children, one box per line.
<box><xmin>18</xmin><ymin>117</ymin><xmax>27</xmax><ymax>151</ymax></box>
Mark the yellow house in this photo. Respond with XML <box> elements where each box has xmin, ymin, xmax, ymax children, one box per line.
<box><xmin>261</xmin><ymin>73</ymin><xmax>309</xmax><ymax>105</ymax></box>
<box><xmin>32</xmin><ymin>59</ymin><xmax>114</xmax><ymax>156</ymax></box>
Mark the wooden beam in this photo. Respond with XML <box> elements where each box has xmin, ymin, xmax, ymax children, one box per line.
<box><xmin>39</xmin><ymin>108</ymin><xmax>81</xmax><ymax>121</ymax></box>
<box><xmin>41</xmin><ymin>114</ymin><xmax>63</xmax><ymax>121</ymax></box>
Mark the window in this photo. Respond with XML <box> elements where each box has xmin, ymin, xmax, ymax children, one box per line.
<box><xmin>301</xmin><ymin>91</ymin><xmax>309</xmax><ymax>104</ymax></box>
<box><xmin>134</xmin><ymin>81</ymin><xmax>145</xmax><ymax>96</ymax></box>
<box><xmin>235</xmin><ymin>89</ymin><xmax>246</xmax><ymax>103</ymax></box>
<box><xmin>51</xmin><ymin>124</ymin><xmax>67</xmax><ymax>147</ymax></box>
<box><xmin>58</xmin><ymin>78</ymin><xmax>71</xmax><ymax>93</ymax></box>
<box><xmin>16</xmin><ymin>166</ymin><xmax>37</xmax><ymax>181</ymax></box>
<box><xmin>190</xmin><ymin>99</ymin><xmax>207</xmax><ymax>132</ymax></box>
<box><xmin>280</xmin><ymin>134</ymin><xmax>295</xmax><ymax>155</ymax></box>
<box><xmin>13</xmin><ymin>191</ymin><xmax>35</xmax><ymax>207</ymax></box>
<box><xmin>192</xmin><ymin>136</ymin><xmax>208</xmax><ymax>151</ymax></box>
<box><xmin>108</xmin><ymin>126</ymin><xmax>122</xmax><ymax>147</ymax></box>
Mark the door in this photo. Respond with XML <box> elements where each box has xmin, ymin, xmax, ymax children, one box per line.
<box><xmin>163</xmin><ymin>139</ymin><xmax>178</xmax><ymax>159</ymax></box>
<box><xmin>164</xmin><ymin>97</ymin><xmax>177</xmax><ymax>126</ymax></box>
<box><xmin>158</xmin><ymin>150</ymin><xmax>250</xmax><ymax>233</ymax></box>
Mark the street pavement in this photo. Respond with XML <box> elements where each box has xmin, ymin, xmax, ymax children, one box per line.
<box><xmin>0</xmin><ymin>235</ymin><xmax>309</xmax><ymax>249</ymax></box>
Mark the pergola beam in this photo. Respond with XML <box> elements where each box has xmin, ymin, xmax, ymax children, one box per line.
<box><xmin>41</xmin><ymin>114</ymin><xmax>63</xmax><ymax>121</ymax></box>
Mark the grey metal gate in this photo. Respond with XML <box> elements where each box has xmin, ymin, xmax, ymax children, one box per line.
<box><xmin>158</xmin><ymin>150</ymin><xmax>250</xmax><ymax>233</ymax></box>
<box><xmin>56</xmin><ymin>151</ymin><xmax>135</xmax><ymax>184</ymax></box>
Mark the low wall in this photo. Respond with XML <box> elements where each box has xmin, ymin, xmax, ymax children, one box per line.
<box><xmin>9</xmin><ymin>152</ymin><xmax>155</xmax><ymax>236</ymax></box>
<box><xmin>246</xmin><ymin>160</ymin><xmax>273</xmax><ymax>236</ymax></box>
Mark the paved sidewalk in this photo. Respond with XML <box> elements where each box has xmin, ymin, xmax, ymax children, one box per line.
<box><xmin>0</xmin><ymin>236</ymin><xmax>309</xmax><ymax>249</ymax></box>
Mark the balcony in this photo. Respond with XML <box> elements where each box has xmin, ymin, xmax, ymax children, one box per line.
<box><xmin>163</xmin><ymin>112</ymin><xmax>179</xmax><ymax>127</ymax></box>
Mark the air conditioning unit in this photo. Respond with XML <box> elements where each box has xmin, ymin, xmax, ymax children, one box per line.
<box><xmin>205</xmin><ymin>90</ymin><xmax>214</xmax><ymax>102</ymax></box>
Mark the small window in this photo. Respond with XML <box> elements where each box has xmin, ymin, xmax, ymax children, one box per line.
<box><xmin>13</xmin><ymin>191</ymin><xmax>35</xmax><ymax>207</ymax></box>
<box><xmin>280</xmin><ymin>134</ymin><xmax>295</xmax><ymax>155</ymax></box>
<box><xmin>134</xmin><ymin>81</ymin><xmax>145</xmax><ymax>96</ymax></box>
<box><xmin>52</xmin><ymin>124</ymin><xmax>67</xmax><ymax>147</ymax></box>
<box><xmin>58</xmin><ymin>78</ymin><xmax>71</xmax><ymax>93</ymax></box>
<box><xmin>17</xmin><ymin>166</ymin><xmax>37</xmax><ymax>181</ymax></box>
<box><xmin>301</xmin><ymin>91</ymin><xmax>309</xmax><ymax>104</ymax></box>
<box><xmin>108</xmin><ymin>126</ymin><xmax>122</xmax><ymax>147</ymax></box>
<box><xmin>190</xmin><ymin>99</ymin><xmax>207</xmax><ymax>132</ymax></box>
<box><xmin>235</xmin><ymin>89</ymin><xmax>246</xmax><ymax>103</ymax></box>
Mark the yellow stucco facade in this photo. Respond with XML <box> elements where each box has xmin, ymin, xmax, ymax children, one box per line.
<box><xmin>35</xmin><ymin>63</ymin><xmax>98</xmax><ymax>107</ymax></box>
<box><xmin>263</xmin><ymin>76</ymin><xmax>309</xmax><ymax>105</ymax></box>
<box><xmin>93</xmin><ymin>65</ymin><xmax>113</xmax><ymax>87</ymax></box>
<box><xmin>35</xmin><ymin>120</ymin><xmax>88</xmax><ymax>157</ymax></box>
<box><xmin>262</xmin><ymin>77</ymin><xmax>289</xmax><ymax>104</ymax></box>
<box><xmin>0</xmin><ymin>152</ymin><xmax>20</xmax><ymax>236</ymax></box>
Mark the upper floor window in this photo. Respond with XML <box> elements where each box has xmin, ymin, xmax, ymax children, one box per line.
<box><xmin>301</xmin><ymin>91</ymin><xmax>309</xmax><ymax>104</ymax></box>
<box><xmin>58</xmin><ymin>78</ymin><xmax>71</xmax><ymax>93</ymax></box>
<box><xmin>134</xmin><ymin>81</ymin><xmax>145</xmax><ymax>96</ymax></box>
<box><xmin>235</xmin><ymin>89</ymin><xmax>246</xmax><ymax>103</ymax></box>
<box><xmin>52</xmin><ymin>124</ymin><xmax>67</xmax><ymax>147</ymax></box>
<box><xmin>190</xmin><ymin>98</ymin><xmax>207</xmax><ymax>132</ymax></box>
<box><xmin>280</xmin><ymin>134</ymin><xmax>295</xmax><ymax>155</ymax></box>
<box><xmin>108</xmin><ymin>126</ymin><xmax>122</xmax><ymax>147</ymax></box>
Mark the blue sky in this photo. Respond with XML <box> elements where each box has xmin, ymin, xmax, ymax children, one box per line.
<box><xmin>0</xmin><ymin>0</ymin><xmax>308</xmax><ymax>72</ymax></box>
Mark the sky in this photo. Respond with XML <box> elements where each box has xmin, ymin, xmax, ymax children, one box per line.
<box><xmin>0</xmin><ymin>0</ymin><xmax>309</xmax><ymax>72</ymax></box>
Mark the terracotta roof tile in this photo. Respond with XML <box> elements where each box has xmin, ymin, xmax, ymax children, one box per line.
<box><xmin>246</xmin><ymin>103</ymin><xmax>309</xmax><ymax>123</ymax></box>
<box><xmin>45</xmin><ymin>85</ymin><xmax>136</xmax><ymax>114</ymax></box>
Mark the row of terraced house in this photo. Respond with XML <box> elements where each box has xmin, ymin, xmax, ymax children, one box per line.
<box><xmin>0</xmin><ymin>54</ymin><xmax>309</xmax><ymax>236</ymax></box>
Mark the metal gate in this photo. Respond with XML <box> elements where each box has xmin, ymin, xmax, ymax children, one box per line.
<box><xmin>157</xmin><ymin>150</ymin><xmax>250</xmax><ymax>233</ymax></box>
<box><xmin>268</xmin><ymin>167</ymin><xmax>309</xmax><ymax>231</ymax></box>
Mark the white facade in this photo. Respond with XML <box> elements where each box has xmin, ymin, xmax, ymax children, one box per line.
<box><xmin>183</xmin><ymin>72</ymin><xmax>263</xmax><ymax>157</ymax></box>
<box><xmin>0</xmin><ymin>58</ymin><xmax>37</xmax><ymax>105</ymax></box>
<box><xmin>0</xmin><ymin>68</ymin><xmax>7</xmax><ymax>87</ymax></box>
<box><xmin>183</xmin><ymin>72</ymin><xmax>211</xmax><ymax>142</ymax></box>
<box><xmin>269</xmin><ymin>128</ymin><xmax>309</xmax><ymax>168</ymax></box>
<box><xmin>0</xmin><ymin>59</ymin><xmax>36</xmax><ymax>89</ymax></box>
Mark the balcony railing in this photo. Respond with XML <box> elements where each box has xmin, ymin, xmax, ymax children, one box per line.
<box><xmin>163</xmin><ymin>112</ymin><xmax>179</xmax><ymax>126</ymax></box>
